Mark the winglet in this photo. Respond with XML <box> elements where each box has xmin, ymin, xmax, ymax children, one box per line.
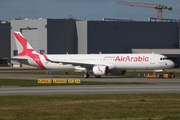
<box><xmin>98</xmin><ymin>51</ymin><xmax>102</xmax><ymax>54</ymax></box>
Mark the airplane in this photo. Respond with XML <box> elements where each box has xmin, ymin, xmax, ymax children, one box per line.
<box><xmin>7</xmin><ymin>31</ymin><xmax>175</xmax><ymax>78</ymax></box>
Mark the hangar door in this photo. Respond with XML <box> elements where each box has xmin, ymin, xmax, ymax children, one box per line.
<box><xmin>22</xmin><ymin>29</ymin><xmax>38</xmax><ymax>52</ymax></box>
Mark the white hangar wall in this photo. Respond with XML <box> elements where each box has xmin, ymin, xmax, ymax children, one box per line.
<box><xmin>76</xmin><ymin>21</ymin><xmax>87</xmax><ymax>54</ymax></box>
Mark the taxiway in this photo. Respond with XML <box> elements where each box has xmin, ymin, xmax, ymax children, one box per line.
<box><xmin>0</xmin><ymin>71</ymin><xmax>180</xmax><ymax>95</ymax></box>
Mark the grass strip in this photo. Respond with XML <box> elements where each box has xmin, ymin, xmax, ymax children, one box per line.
<box><xmin>0</xmin><ymin>94</ymin><xmax>180</xmax><ymax>120</ymax></box>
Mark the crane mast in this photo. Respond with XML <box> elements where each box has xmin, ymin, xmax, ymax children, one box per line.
<box><xmin>117</xmin><ymin>1</ymin><xmax>172</xmax><ymax>22</ymax></box>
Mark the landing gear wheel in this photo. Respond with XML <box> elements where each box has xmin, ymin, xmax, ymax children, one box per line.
<box><xmin>83</xmin><ymin>73</ymin><xmax>89</xmax><ymax>78</ymax></box>
<box><xmin>95</xmin><ymin>75</ymin><xmax>101</xmax><ymax>78</ymax></box>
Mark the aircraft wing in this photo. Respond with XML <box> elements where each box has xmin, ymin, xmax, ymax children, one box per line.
<box><xmin>42</xmin><ymin>52</ymin><xmax>113</xmax><ymax>68</ymax></box>
<box><xmin>45</xmin><ymin>57</ymin><xmax>102</xmax><ymax>67</ymax></box>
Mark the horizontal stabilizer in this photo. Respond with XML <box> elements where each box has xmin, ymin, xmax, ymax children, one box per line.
<box><xmin>3</xmin><ymin>56</ymin><xmax>29</xmax><ymax>64</ymax></box>
<box><xmin>4</xmin><ymin>56</ymin><xmax>27</xmax><ymax>60</ymax></box>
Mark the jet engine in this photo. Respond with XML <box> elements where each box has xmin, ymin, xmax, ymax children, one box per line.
<box><xmin>109</xmin><ymin>69</ymin><xmax>126</xmax><ymax>75</ymax></box>
<box><xmin>92</xmin><ymin>66</ymin><xmax>109</xmax><ymax>76</ymax></box>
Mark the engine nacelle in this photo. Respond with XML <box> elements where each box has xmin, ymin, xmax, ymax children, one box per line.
<box><xmin>93</xmin><ymin>66</ymin><xmax>109</xmax><ymax>76</ymax></box>
<box><xmin>109</xmin><ymin>69</ymin><xmax>126</xmax><ymax>75</ymax></box>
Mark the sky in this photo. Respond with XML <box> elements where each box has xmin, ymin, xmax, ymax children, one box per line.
<box><xmin>0</xmin><ymin>0</ymin><xmax>180</xmax><ymax>21</ymax></box>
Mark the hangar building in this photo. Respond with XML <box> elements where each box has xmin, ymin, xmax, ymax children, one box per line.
<box><xmin>0</xmin><ymin>21</ymin><xmax>10</xmax><ymax>66</ymax></box>
<box><xmin>0</xmin><ymin>18</ymin><xmax>180</xmax><ymax>67</ymax></box>
<box><xmin>80</xmin><ymin>21</ymin><xmax>179</xmax><ymax>53</ymax></box>
<box><xmin>11</xmin><ymin>19</ymin><xmax>77</xmax><ymax>55</ymax></box>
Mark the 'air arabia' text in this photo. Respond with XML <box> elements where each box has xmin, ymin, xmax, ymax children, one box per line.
<box><xmin>115</xmin><ymin>56</ymin><xmax>149</xmax><ymax>62</ymax></box>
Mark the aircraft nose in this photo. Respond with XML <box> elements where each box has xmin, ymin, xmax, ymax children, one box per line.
<box><xmin>169</xmin><ymin>60</ymin><xmax>175</xmax><ymax>67</ymax></box>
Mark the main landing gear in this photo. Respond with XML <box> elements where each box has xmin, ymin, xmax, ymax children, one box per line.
<box><xmin>83</xmin><ymin>72</ymin><xmax>102</xmax><ymax>78</ymax></box>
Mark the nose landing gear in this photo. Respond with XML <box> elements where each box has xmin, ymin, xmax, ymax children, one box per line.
<box><xmin>83</xmin><ymin>72</ymin><xmax>89</xmax><ymax>78</ymax></box>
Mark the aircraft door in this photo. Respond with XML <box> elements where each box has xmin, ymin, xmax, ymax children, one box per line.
<box><xmin>150</xmin><ymin>54</ymin><xmax>155</xmax><ymax>64</ymax></box>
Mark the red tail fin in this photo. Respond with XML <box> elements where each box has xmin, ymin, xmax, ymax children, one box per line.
<box><xmin>13</xmin><ymin>31</ymin><xmax>45</xmax><ymax>69</ymax></box>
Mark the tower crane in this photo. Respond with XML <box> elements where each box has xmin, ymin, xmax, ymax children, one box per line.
<box><xmin>117</xmin><ymin>1</ymin><xmax>172</xmax><ymax>22</ymax></box>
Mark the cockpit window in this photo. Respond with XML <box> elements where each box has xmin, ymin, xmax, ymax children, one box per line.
<box><xmin>160</xmin><ymin>57</ymin><xmax>169</xmax><ymax>60</ymax></box>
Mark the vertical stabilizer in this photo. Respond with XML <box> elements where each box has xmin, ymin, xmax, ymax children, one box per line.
<box><xmin>13</xmin><ymin>31</ymin><xmax>39</xmax><ymax>56</ymax></box>
<box><xmin>13</xmin><ymin>31</ymin><xmax>45</xmax><ymax>69</ymax></box>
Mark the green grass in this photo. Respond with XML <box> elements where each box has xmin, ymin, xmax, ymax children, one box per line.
<box><xmin>0</xmin><ymin>94</ymin><xmax>180</xmax><ymax>120</ymax></box>
<box><xmin>0</xmin><ymin>70</ymin><xmax>179</xmax><ymax>120</ymax></box>
<box><xmin>0</xmin><ymin>79</ymin><xmax>150</xmax><ymax>86</ymax></box>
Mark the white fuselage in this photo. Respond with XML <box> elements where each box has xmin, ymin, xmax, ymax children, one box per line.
<box><xmin>24</xmin><ymin>53</ymin><xmax>174</xmax><ymax>71</ymax></box>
